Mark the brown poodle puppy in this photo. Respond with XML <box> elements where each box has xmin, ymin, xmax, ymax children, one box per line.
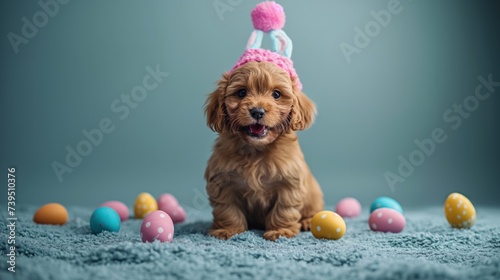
<box><xmin>204</xmin><ymin>61</ymin><xmax>324</xmax><ymax>241</ymax></box>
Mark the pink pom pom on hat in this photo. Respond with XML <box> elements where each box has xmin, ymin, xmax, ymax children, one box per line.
<box><xmin>230</xmin><ymin>1</ymin><xmax>302</xmax><ymax>90</ymax></box>
<box><xmin>251</xmin><ymin>1</ymin><xmax>285</xmax><ymax>32</ymax></box>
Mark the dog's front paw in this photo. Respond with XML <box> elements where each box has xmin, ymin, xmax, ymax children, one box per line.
<box><xmin>300</xmin><ymin>217</ymin><xmax>312</xmax><ymax>231</ymax></box>
<box><xmin>208</xmin><ymin>228</ymin><xmax>245</xmax><ymax>240</ymax></box>
<box><xmin>263</xmin><ymin>228</ymin><xmax>299</xmax><ymax>241</ymax></box>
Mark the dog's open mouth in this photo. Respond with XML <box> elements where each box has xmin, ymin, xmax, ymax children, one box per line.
<box><xmin>246</xmin><ymin>124</ymin><xmax>269</xmax><ymax>138</ymax></box>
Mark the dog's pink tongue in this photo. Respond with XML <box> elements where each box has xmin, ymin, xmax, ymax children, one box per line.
<box><xmin>249</xmin><ymin>124</ymin><xmax>265</xmax><ymax>135</ymax></box>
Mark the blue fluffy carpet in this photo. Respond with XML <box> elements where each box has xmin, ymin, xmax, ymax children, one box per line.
<box><xmin>1</xmin><ymin>205</ymin><xmax>499</xmax><ymax>280</ymax></box>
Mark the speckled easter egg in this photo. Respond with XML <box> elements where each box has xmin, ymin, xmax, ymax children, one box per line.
<box><xmin>369</xmin><ymin>208</ymin><xmax>405</xmax><ymax>233</ymax></box>
<box><xmin>33</xmin><ymin>203</ymin><xmax>68</xmax><ymax>225</ymax></box>
<box><xmin>90</xmin><ymin>206</ymin><xmax>121</xmax><ymax>234</ymax></box>
<box><xmin>335</xmin><ymin>197</ymin><xmax>362</xmax><ymax>218</ymax></box>
<box><xmin>370</xmin><ymin>196</ymin><xmax>403</xmax><ymax>214</ymax></box>
<box><xmin>157</xmin><ymin>193</ymin><xmax>186</xmax><ymax>224</ymax></box>
<box><xmin>444</xmin><ymin>193</ymin><xmax>476</xmax><ymax>229</ymax></box>
<box><xmin>134</xmin><ymin>193</ymin><xmax>158</xmax><ymax>219</ymax></box>
<box><xmin>101</xmin><ymin>201</ymin><xmax>129</xmax><ymax>221</ymax></box>
<box><xmin>141</xmin><ymin>210</ymin><xmax>174</xmax><ymax>243</ymax></box>
<box><xmin>311</xmin><ymin>211</ymin><xmax>346</xmax><ymax>240</ymax></box>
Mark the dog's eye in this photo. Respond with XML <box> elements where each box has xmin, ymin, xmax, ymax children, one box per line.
<box><xmin>272</xmin><ymin>90</ymin><xmax>281</xmax><ymax>99</ymax></box>
<box><xmin>236</xmin><ymin>89</ymin><xmax>247</xmax><ymax>98</ymax></box>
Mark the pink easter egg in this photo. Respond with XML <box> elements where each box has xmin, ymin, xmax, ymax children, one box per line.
<box><xmin>101</xmin><ymin>201</ymin><xmax>129</xmax><ymax>221</ymax></box>
<box><xmin>369</xmin><ymin>208</ymin><xmax>406</xmax><ymax>233</ymax></box>
<box><xmin>140</xmin><ymin>210</ymin><xmax>174</xmax><ymax>243</ymax></box>
<box><xmin>157</xmin><ymin>194</ymin><xmax>179</xmax><ymax>210</ymax></box>
<box><xmin>335</xmin><ymin>197</ymin><xmax>362</xmax><ymax>218</ymax></box>
<box><xmin>169</xmin><ymin>206</ymin><xmax>186</xmax><ymax>224</ymax></box>
<box><xmin>158</xmin><ymin>193</ymin><xmax>186</xmax><ymax>224</ymax></box>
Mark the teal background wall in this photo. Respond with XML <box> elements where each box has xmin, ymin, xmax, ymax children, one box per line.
<box><xmin>1</xmin><ymin>1</ymin><xmax>499</xmax><ymax>216</ymax></box>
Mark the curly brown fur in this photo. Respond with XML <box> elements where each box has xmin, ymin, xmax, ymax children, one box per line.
<box><xmin>204</xmin><ymin>61</ymin><xmax>324</xmax><ymax>241</ymax></box>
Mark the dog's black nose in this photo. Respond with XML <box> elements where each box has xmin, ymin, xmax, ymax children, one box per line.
<box><xmin>249</xmin><ymin>108</ymin><xmax>265</xmax><ymax>120</ymax></box>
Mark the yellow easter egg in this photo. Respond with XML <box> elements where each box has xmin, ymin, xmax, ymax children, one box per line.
<box><xmin>444</xmin><ymin>192</ymin><xmax>476</xmax><ymax>229</ymax></box>
<box><xmin>311</xmin><ymin>210</ymin><xmax>346</xmax><ymax>240</ymax></box>
<box><xmin>134</xmin><ymin>192</ymin><xmax>158</xmax><ymax>219</ymax></box>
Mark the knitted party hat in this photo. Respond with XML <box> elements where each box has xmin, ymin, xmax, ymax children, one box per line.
<box><xmin>230</xmin><ymin>1</ymin><xmax>302</xmax><ymax>90</ymax></box>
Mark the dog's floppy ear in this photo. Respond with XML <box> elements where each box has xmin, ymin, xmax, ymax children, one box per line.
<box><xmin>291</xmin><ymin>86</ymin><xmax>316</xmax><ymax>131</ymax></box>
<box><xmin>205</xmin><ymin>73</ymin><xmax>229</xmax><ymax>133</ymax></box>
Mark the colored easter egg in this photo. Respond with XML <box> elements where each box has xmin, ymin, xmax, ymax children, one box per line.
<box><xmin>101</xmin><ymin>201</ymin><xmax>129</xmax><ymax>221</ymax></box>
<box><xmin>369</xmin><ymin>208</ymin><xmax>405</xmax><ymax>233</ymax></box>
<box><xmin>33</xmin><ymin>203</ymin><xmax>68</xmax><ymax>225</ymax></box>
<box><xmin>311</xmin><ymin>211</ymin><xmax>346</xmax><ymax>240</ymax></box>
<box><xmin>158</xmin><ymin>193</ymin><xmax>179</xmax><ymax>207</ymax></box>
<box><xmin>370</xmin><ymin>197</ymin><xmax>403</xmax><ymax>213</ymax></box>
<box><xmin>134</xmin><ymin>192</ymin><xmax>158</xmax><ymax>219</ymax></box>
<box><xmin>444</xmin><ymin>192</ymin><xmax>476</xmax><ymax>229</ymax></box>
<box><xmin>90</xmin><ymin>206</ymin><xmax>121</xmax><ymax>234</ymax></box>
<box><xmin>157</xmin><ymin>193</ymin><xmax>186</xmax><ymax>224</ymax></box>
<box><xmin>157</xmin><ymin>193</ymin><xmax>178</xmax><ymax>214</ymax></box>
<box><xmin>168</xmin><ymin>206</ymin><xmax>187</xmax><ymax>224</ymax></box>
<box><xmin>335</xmin><ymin>197</ymin><xmax>362</xmax><ymax>218</ymax></box>
<box><xmin>141</xmin><ymin>210</ymin><xmax>174</xmax><ymax>243</ymax></box>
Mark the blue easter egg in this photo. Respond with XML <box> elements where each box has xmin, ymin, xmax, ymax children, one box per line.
<box><xmin>90</xmin><ymin>206</ymin><xmax>121</xmax><ymax>234</ymax></box>
<box><xmin>370</xmin><ymin>197</ymin><xmax>403</xmax><ymax>214</ymax></box>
